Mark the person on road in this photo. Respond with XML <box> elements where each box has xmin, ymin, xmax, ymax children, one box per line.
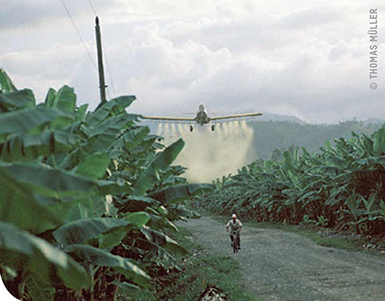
<box><xmin>226</xmin><ymin>214</ymin><xmax>243</xmax><ymax>250</ymax></box>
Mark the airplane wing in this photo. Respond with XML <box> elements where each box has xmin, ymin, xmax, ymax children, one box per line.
<box><xmin>141</xmin><ymin>116</ymin><xmax>195</xmax><ymax>121</ymax></box>
<box><xmin>209</xmin><ymin>112</ymin><xmax>262</xmax><ymax>121</ymax></box>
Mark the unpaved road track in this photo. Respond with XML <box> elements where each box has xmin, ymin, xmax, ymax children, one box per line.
<box><xmin>180</xmin><ymin>216</ymin><xmax>385</xmax><ymax>301</ymax></box>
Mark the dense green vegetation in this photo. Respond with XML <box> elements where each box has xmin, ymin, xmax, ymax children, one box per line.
<box><xmin>248</xmin><ymin>120</ymin><xmax>381</xmax><ymax>160</ymax></box>
<box><xmin>0</xmin><ymin>69</ymin><xmax>212</xmax><ymax>300</ymax></box>
<box><xmin>203</xmin><ymin>126</ymin><xmax>385</xmax><ymax>236</ymax></box>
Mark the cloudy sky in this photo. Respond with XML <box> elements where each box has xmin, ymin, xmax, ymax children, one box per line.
<box><xmin>1</xmin><ymin>0</ymin><xmax>384</xmax><ymax>123</ymax></box>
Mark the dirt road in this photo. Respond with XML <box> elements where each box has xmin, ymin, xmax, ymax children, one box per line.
<box><xmin>180</xmin><ymin>216</ymin><xmax>385</xmax><ymax>301</ymax></box>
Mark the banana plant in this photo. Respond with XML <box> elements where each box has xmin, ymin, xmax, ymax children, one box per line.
<box><xmin>0</xmin><ymin>69</ymin><xmax>213</xmax><ymax>300</ymax></box>
<box><xmin>203</xmin><ymin>123</ymin><xmax>385</xmax><ymax>235</ymax></box>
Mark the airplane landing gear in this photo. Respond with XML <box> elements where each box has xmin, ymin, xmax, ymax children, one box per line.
<box><xmin>190</xmin><ymin>125</ymin><xmax>193</xmax><ymax>132</ymax></box>
<box><xmin>211</xmin><ymin>124</ymin><xmax>215</xmax><ymax>131</ymax></box>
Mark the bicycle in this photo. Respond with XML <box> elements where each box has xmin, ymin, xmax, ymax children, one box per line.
<box><xmin>230</xmin><ymin>230</ymin><xmax>240</xmax><ymax>253</ymax></box>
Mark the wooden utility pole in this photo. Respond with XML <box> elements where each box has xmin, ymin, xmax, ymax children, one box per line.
<box><xmin>95</xmin><ymin>16</ymin><xmax>106</xmax><ymax>103</ymax></box>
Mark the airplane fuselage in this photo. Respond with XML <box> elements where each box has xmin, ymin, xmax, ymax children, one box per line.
<box><xmin>194</xmin><ymin>104</ymin><xmax>210</xmax><ymax>125</ymax></box>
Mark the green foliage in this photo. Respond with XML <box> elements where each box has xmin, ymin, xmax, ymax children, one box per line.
<box><xmin>64</xmin><ymin>244</ymin><xmax>150</xmax><ymax>287</ymax></box>
<box><xmin>204</xmin><ymin>125</ymin><xmax>385</xmax><ymax>236</ymax></box>
<box><xmin>0</xmin><ymin>166</ymin><xmax>60</xmax><ymax>232</ymax></box>
<box><xmin>0</xmin><ymin>69</ymin><xmax>212</xmax><ymax>300</ymax></box>
<box><xmin>248</xmin><ymin>120</ymin><xmax>381</xmax><ymax>160</ymax></box>
<box><xmin>0</xmin><ymin>222</ymin><xmax>92</xmax><ymax>292</ymax></box>
<box><xmin>133</xmin><ymin>139</ymin><xmax>185</xmax><ymax>195</ymax></box>
<box><xmin>53</xmin><ymin>218</ymin><xmax>135</xmax><ymax>246</ymax></box>
<box><xmin>0</xmin><ymin>69</ymin><xmax>17</xmax><ymax>93</ymax></box>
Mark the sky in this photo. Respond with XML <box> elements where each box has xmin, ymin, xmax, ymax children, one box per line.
<box><xmin>0</xmin><ymin>0</ymin><xmax>384</xmax><ymax>123</ymax></box>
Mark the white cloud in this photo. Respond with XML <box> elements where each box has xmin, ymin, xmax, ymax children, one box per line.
<box><xmin>1</xmin><ymin>0</ymin><xmax>384</xmax><ymax>123</ymax></box>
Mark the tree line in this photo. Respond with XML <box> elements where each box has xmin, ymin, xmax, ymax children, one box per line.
<box><xmin>202</xmin><ymin>121</ymin><xmax>385</xmax><ymax>236</ymax></box>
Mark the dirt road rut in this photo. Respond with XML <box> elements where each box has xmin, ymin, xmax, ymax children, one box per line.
<box><xmin>180</xmin><ymin>216</ymin><xmax>385</xmax><ymax>301</ymax></box>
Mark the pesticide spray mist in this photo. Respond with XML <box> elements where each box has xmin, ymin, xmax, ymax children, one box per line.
<box><xmin>157</xmin><ymin>121</ymin><xmax>254</xmax><ymax>183</ymax></box>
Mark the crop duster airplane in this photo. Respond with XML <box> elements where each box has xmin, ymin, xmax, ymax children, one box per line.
<box><xmin>142</xmin><ymin>104</ymin><xmax>262</xmax><ymax>132</ymax></box>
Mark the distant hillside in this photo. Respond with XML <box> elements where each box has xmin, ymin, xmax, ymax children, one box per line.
<box><xmin>254</xmin><ymin>112</ymin><xmax>306</xmax><ymax>124</ymax></box>
<box><xmin>140</xmin><ymin>116</ymin><xmax>384</xmax><ymax>162</ymax></box>
<box><xmin>248</xmin><ymin>120</ymin><xmax>383</xmax><ymax>160</ymax></box>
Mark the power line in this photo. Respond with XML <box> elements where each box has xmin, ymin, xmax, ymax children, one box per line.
<box><xmin>88</xmin><ymin>0</ymin><xmax>97</xmax><ymax>16</ymax></box>
<box><xmin>103</xmin><ymin>45</ymin><xmax>117</xmax><ymax>96</ymax></box>
<box><xmin>59</xmin><ymin>0</ymin><xmax>97</xmax><ymax>69</ymax></box>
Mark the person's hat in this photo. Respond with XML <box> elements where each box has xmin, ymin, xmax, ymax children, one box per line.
<box><xmin>232</xmin><ymin>214</ymin><xmax>237</xmax><ymax>219</ymax></box>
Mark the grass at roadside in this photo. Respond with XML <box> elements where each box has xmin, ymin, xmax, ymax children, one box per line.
<box><xmin>120</xmin><ymin>226</ymin><xmax>258</xmax><ymax>301</ymax></box>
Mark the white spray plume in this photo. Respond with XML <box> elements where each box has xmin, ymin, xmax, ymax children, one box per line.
<box><xmin>157</xmin><ymin>120</ymin><xmax>254</xmax><ymax>183</ymax></box>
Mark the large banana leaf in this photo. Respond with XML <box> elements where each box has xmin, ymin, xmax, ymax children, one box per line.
<box><xmin>87</xmin><ymin>96</ymin><xmax>136</xmax><ymax>127</ymax></box>
<box><xmin>140</xmin><ymin>227</ymin><xmax>187</xmax><ymax>255</ymax></box>
<box><xmin>71</xmin><ymin>152</ymin><xmax>110</xmax><ymax>180</ymax></box>
<box><xmin>86</xmin><ymin>115</ymin><xmax>129</xmax><ymax>153</ymax></box>
<box><xmin>44</xmin><ymin>85</ymin><xmax>76</xmax><ymax>112</ymax></box>
<box><xmin>133</xmin><ymin>139</ymin><xmax>185</xmax><ymax>195</ymax></box>
<box><xmin>53</xmin><ymin>213</ymin><xmax>150</xmax><ymax>246</ymax></box>
<box><xmin>54</xmin><ymin>218</ymin><xmax>131</xmax><ymax>246</ymax></box>
<box><xmin>75</xmin><ymin>104</ymin><xmax>88</xmax><ymax>122</ymax></box>
<box><xmin>53</xmin><ymin>196</ymin><xmax>107</xmax><ymax>223</ymax></box>
<box><xmin>0</xmin><ymin>222</ymin><xmax>91</xmax><ymax>291</ymax></box>
<box><xmin>148</xmin><ymin>183</ymin><xmax>214</xmax><ymax>205</ymax></box>
<box><xmin>109</xmin><ymin>126</ymin><xmax>150</xmax><ymax>154</ymax></box>
<box><xmin>43</xmin><ymin>87</ymin><xmax>57</xmax><ymax>108</ymax></box>
<box><xmin>0</xmin><ymin>167</ymin><xmax>59</xmax><ymax>232</ymax></box>
<box><xmin>373</xmin><ymin>127</ymin><xmax>385</xmax><ymax>156</ymax></box>
<box><xmin>167</xmin><ymin>205</ymin><xmax>201</xmax><ymax>219</ymax></box>
<box><xmin>64</xmin><ymin>244</ymin><xmax>150</xmax><ymax>287</ymax></box>
<box><xmin>0</xmin><ymin>162</ymin><xmax>98</xmax><ymax>198</ymax></box>
<box><xmin>0</xmin><ymin>107</ymin><xmax>73</xmax><ymax>135</ymax></box>
<box><xmin>0</xmin><ymin>68</ymin><xmax>17</xmax><ymax>93</ymax></box>
<box><xmin>124</xmin><ymin>211</ymin><xmax>152</xmax><ymax>227</ymax></box>
<box><xmin>117</xmin><ymin>196</ymin><xmax>160</xmax><ymax>213</ymax></box>
<box><xmin>99</xmin><ymin>212</ymin><xmax>152</xmax><ymax>249</ymax></box>
<box><xmin>0</xmin><ymin>130</ymin><xmax>80</xmax><ymax>162</ymax></box>
<box><xmin>0</xmin><ymin>89</ymin><xmax>35</xmax><ymax>112</ymax></box>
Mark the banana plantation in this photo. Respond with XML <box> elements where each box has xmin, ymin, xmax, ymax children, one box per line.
<box><xmin>205</xmin><ymin>127</ymin><xmax>385</xmax><ymax>236</ymax></box>
<box><xmin>0</xmin><ymin>69</ymin><xmax>211</xmax><ymax>300</ymax></box>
